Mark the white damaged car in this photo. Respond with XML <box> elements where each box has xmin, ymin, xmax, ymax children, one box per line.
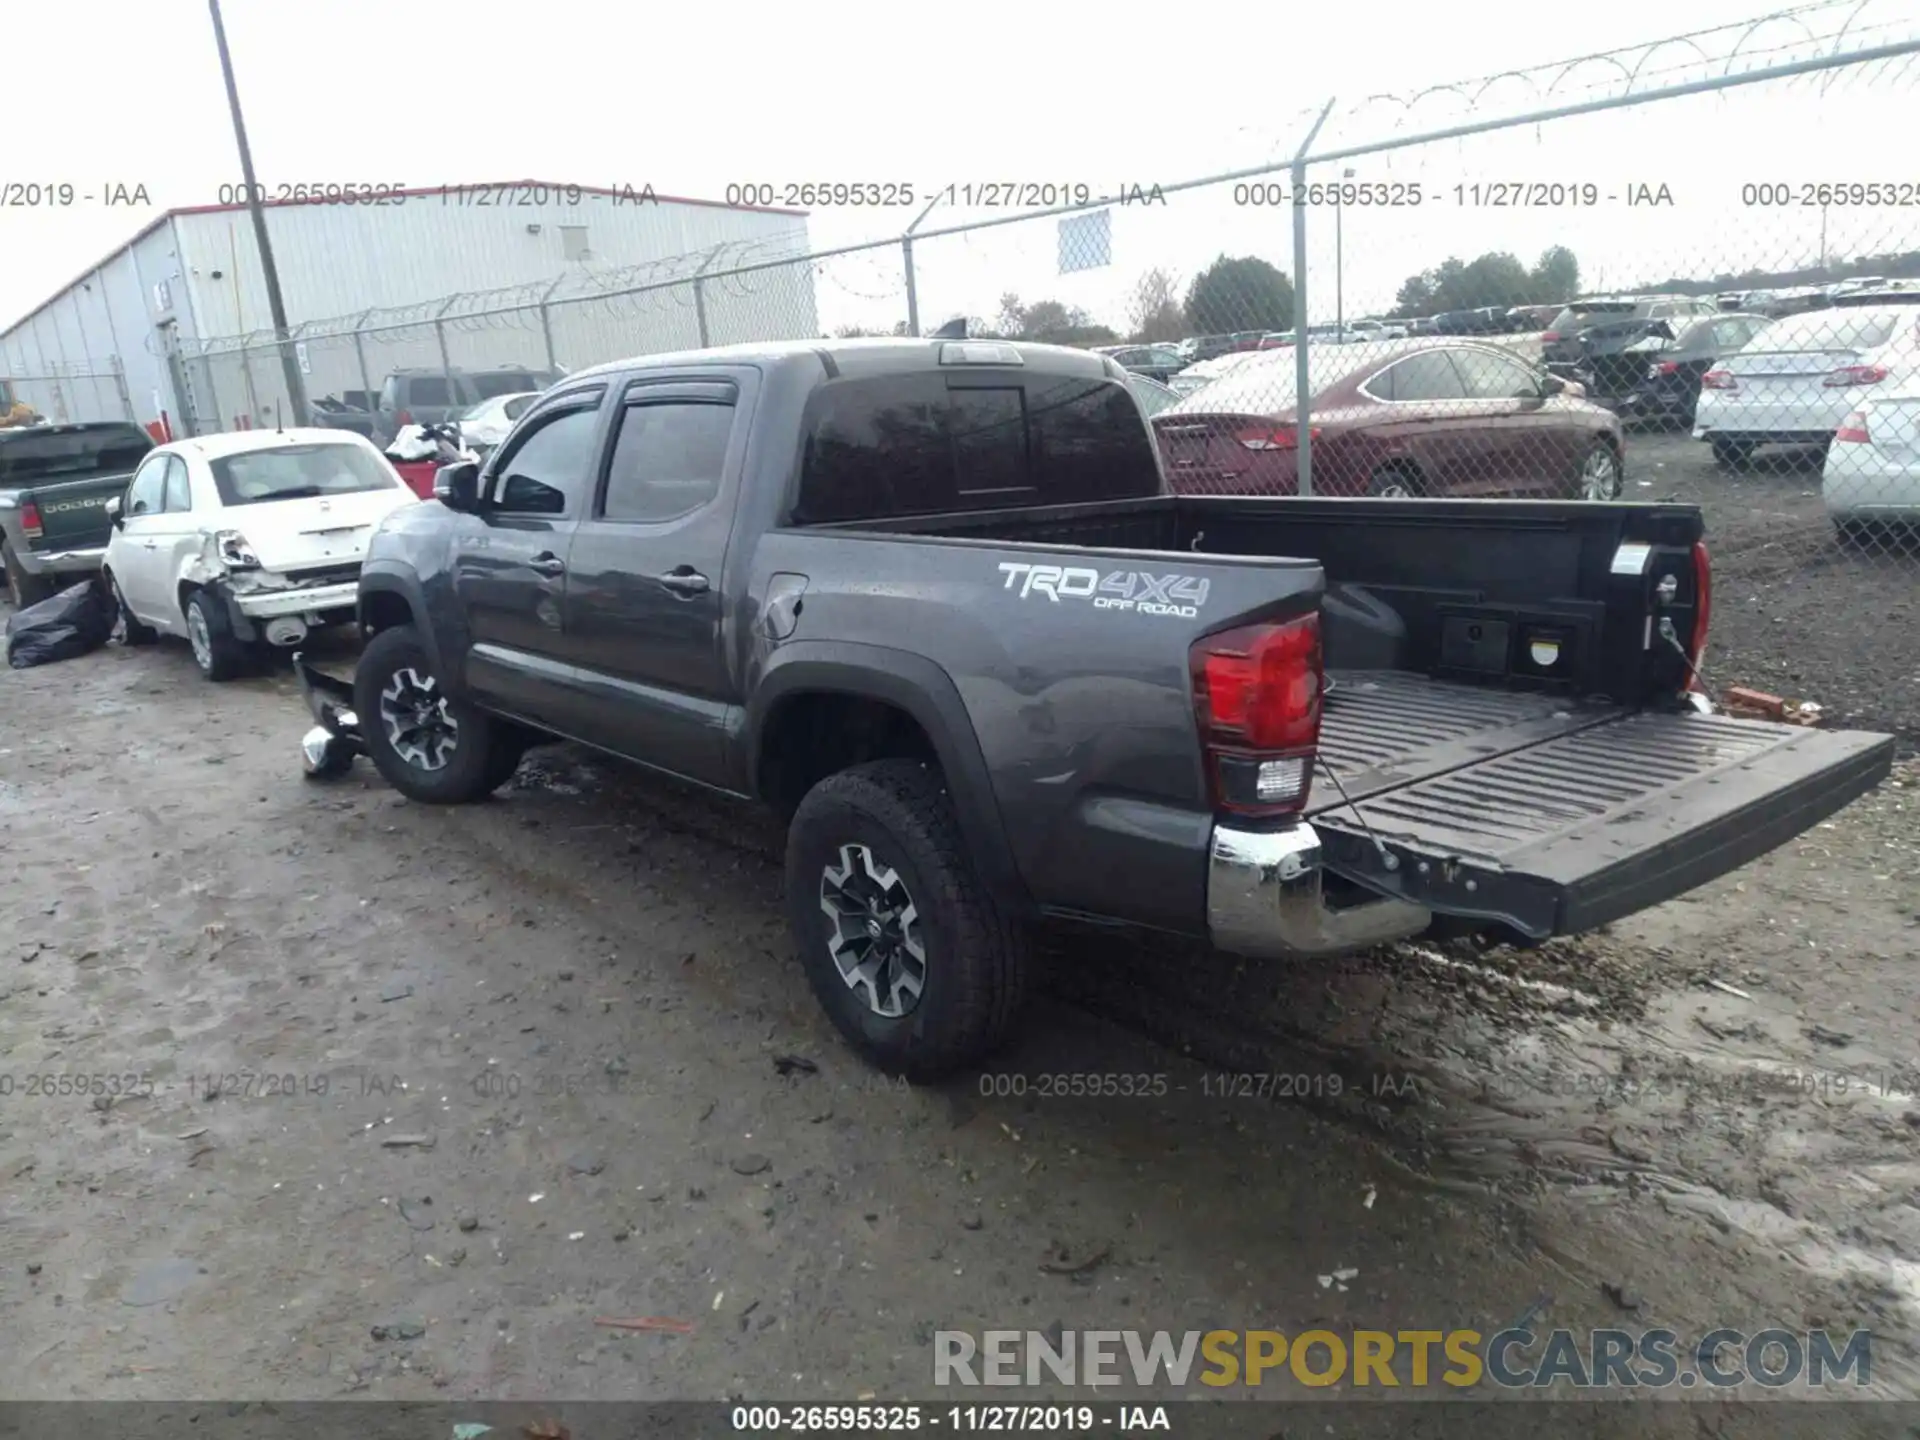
<box><xmin>102</xmin><ymin>428</ymin><xmax>419</xmax><ymax>680</ymax></box>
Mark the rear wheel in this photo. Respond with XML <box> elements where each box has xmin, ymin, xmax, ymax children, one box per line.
<box><xmin>1710</xmin><ymin>437</ymin><xmax>1754</xmax><ymax>470</ymax></box>
<box><xmin>354</xmin><ymin>624</ymin><xmax>519</xmax><ymax>804</ymax></box>
<box><xmin>3</xmin><ymin>543</ymin><xmax>54</xmax><ymax>610</ymax></box>
<box><xmin>1579</xmin><ymin>441</ymin><xmax>1623</xmax><ymax>500</ymax></box>
<box><xmin>185</xmin><ymin>588</ymin><xmax>248</xmax><ymax>681</ymax></box>
<box><xmin>785</xmin><ymin>758</ymin><xmax>1030</xmax><ymax>1080</ymax></box>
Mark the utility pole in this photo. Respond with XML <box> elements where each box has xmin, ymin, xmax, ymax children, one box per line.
<box><xmin>208</xmin><ymin>0</ymin><xmax>308</xmax><ymax>423</ymax></box>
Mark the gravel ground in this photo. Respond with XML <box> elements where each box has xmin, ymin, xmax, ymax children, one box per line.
<box><xmin>2</xmin><ymin>431</ymin><xmax>1917</xmax><ymax>1434</ymax></box>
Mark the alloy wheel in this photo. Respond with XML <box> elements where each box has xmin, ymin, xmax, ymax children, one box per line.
<box><xmin>186</xmin><ymin>604</ymin><xmax>213</xmax><ymax>670</ymax></box>
<box><xmin>1581</xmin><ymin>447</ymin><xmax>1621</xmax><ymax>500</ymax></box>
<box><xmin>819</xmin><ymin>842</ymin><xmax>927</xmax><ymax>1018</ymax></box>
<box><xmin>379</xmin><ymin>666</ymin><xmax>461</xmax><ymax>772</ymax></box>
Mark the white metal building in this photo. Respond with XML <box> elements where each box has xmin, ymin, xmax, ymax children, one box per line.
<box><xmin>0</xmin><ymin>182</ymin><xmax>816</xmax><ymax>434</ymax></box>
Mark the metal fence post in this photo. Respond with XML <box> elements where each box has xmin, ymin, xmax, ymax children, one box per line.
<box><xmin>198</xmin><ymin>349</ymin><xmax>222</xmax><ymax>436</ymax></box>
<box><xmin>691</xmin><ymin>244</ymin><xmax>727</xmax><ymax>348</ymax></box>
<box><xmin>434</xmin><ymin>296</ymin><xmax>460</xmax><ymax>403</ymax></box>
<box><xmin>351</xmin><ymin>309</ymin><xmax>376</xmax><ymax>416</ymax></box>
<box><xmin>536</xmin><ymin>279</ymin><xmax>565</xmax><ymax>372</ymax></box>
<box><xmin>903</xmin><ymin>238</ymin><xmax>919</xmax><ymax>337</ymax></box>
<box><xmin>1292</xmin><ymin>99</ymin><xmax>1334</xmax><ymax>498</ymax></box>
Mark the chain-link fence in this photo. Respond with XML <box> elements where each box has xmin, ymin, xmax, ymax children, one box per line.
<box><xmin>0</xmin><ymin>359</ymin><xmax>133</xmax><ymax>426</ymax></box>
<box><xmin>897</xmin><ymin>6</ymin><xmax>1920</xmax><ymax>744</ymax></box>
<box><xmin>170</xmin><ymin>5</ymin><xmax>1920</xmax><ymax>742</ymax></box>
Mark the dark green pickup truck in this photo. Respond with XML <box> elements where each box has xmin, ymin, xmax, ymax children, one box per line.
<box><xmin>0</xmin><ymin>421</ymin><xmax>155</xmax><ymax>608</ymax></box>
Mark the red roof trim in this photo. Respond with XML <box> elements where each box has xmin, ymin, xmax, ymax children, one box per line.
<box><xmin>166</xmin><ymin>179</ymin><xmax>807</xmax><ymax>218</ymax></box>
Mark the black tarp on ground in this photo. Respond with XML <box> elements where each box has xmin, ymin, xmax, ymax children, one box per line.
<box><xmin>4</xmin><ymin>576</ymin><xmax>115</xmax><ymax>669</ymax></box>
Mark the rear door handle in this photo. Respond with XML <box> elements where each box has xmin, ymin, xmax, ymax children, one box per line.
<box><xmin>528</xmin><ymin>552</ymin><xmax>566</xmax><ymax>577</ymax></box>
<box><xmin>657</xmin><ymin>568</ymin><xmax>709</xmax><ymax>596</ymax></box>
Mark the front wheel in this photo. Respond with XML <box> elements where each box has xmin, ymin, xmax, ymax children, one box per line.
<box><xmin>785</xmin><ymin>759</ymin><xmax>1030</xmax><ymax>1081</ymax></box>
<box><xmin>353</xmin><ymin>624</ymin><xmax>519</xmax><ymax>803</ymax></box>
<box><xmin>1578</xmin><ymin>441</ymin><xmax>1623</xmax><ymax>500</ymax></box>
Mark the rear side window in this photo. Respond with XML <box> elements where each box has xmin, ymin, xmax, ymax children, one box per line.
<box><xmin>472</xmin><ymin>371</ymin><xmax>536</xmax><ymax>399</ymax></box>
<box><xmin>406</xmin><ymin>377</ymin><xmax>453</xmax><ymax>407</ymax></box>
<box><xmin>602</xmin><ymin>399</ymin><xmax>734</xmax><ymax>523</ymax></box>
<box><xmin>1372</xmin><ymin>352</ymin><xmax>1466</xmax><ymax>402</ymax></box>
<box><xmin>794</xmin><ymin>372</ymin><xmax>1159</xmax><ymax>524</ymax></box>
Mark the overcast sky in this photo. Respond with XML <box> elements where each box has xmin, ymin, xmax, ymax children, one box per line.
<box><xmin>4</xmin><ymin>0</ymin><xmax>1918</xmax><ymax>339</ymax></box>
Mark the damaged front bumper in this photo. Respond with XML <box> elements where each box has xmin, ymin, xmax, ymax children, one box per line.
<box><xmin>295</xmin><ymin>653</ymin><xmax>366</xmax><ymax>778</ymax></box>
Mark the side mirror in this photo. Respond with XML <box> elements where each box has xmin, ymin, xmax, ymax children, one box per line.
<box><xmin>105</xmin><ymin>494</ymin><xmax>124</xmax><ymax>528</ymax></box>
<box><xmin>434</xmin><ymin>459</ymin><xmax>481</xmax><ymax>512</ymax></box>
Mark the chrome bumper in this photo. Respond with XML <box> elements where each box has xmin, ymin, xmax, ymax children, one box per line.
<box><xmin>19</xmin><ymin>545</ymin><xmax>106</xmax><ymax>572</ymax></box>
<box><xmin>1208</xmin><ymin>822</ymin><xmax>1431</xmax><ymax>959</ymax></box>
<box><xmin>234</xmin><ymin>580</ymin><xmax>358</xmax><ymax>619</ymax></box>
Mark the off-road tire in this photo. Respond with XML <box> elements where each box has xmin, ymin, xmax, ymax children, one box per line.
<box><xmin>354</xmin><ymin>623</ymin><xmax>516</xmax><ymax>804</ymax></box>
<box><xmin>786</xmin><ymin>758</ymin><xmax>1030</xmax><ymax>1081</ymax></box>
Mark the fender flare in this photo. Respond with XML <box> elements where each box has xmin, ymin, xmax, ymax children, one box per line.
<box><xmin>357</xmin><ymin>564</ymin><xmax>450</xmax><ymax>680</ymax></box>
<box><xmin>747</xmin><ymin>640</ymin><xmax>1030</xmax><ymax>914</ymax></box>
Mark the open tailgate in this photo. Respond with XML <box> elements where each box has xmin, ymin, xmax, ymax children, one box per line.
<box><xmin>1308</xmin><ymin>672</ymin><xmax>1896</xmax><ymax>940</ymax></box>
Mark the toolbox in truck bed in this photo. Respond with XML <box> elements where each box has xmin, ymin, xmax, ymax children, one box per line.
<box><xmin>1309</xmin><ymin>672</ymin><xmax>1896</xmax><ymax>941</ymax></box>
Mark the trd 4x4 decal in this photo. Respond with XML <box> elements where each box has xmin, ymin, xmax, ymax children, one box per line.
<box><xmin>997</xmin><ymin>562</ymin><xmax>1211</xmax><ymax>618</ymax></box>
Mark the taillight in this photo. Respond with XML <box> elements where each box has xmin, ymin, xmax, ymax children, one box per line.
<box><xmin>397</xmin><ymin>409</ymin><xmax>414</xmax><ymax>426</ymax></box>
<box><xmin>1190</xmin><ymin>613</ymin><xmax>1322</xmax><ymax>817</ymax></box>
<box><xmin>1701</xmin><ymin>369</ymin><xmax>1737</xmax><ymax>390</ymax></box>
<box><xmin>1653</xmin><ymin>361</ymin><xmax>1681</xmax><ymax>376</ymax></box>
<box><xmin>1687</xmin><ymin>541</ymin><xmax>1711</xmax><ymax>692</ymax></box>
<box><xmin>1234</xmin><ymin>424</ymin><xmax>1321</xmax><ymax>452</ymax></box>
<box><xmin>1836</xmin><ymin>411</ymin><xmax>1872</xmax><ymax>444</ymax></box>
<box><xmin>19</xmin><ymin>500</ymin><xmax>42</xmax><ymax>540</ymax></box>
<box><xmin>1825</xmin><ymin>364</ymin><xmax>1888</xmax><ymax>388</ymax></box>
<box><xmin>1542</xmin><ymin>332</ymin><xmax>1562</xmax><ymax>342</ymax></box>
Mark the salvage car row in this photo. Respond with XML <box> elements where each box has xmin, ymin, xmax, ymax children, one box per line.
<box><xmin>2</xmin><ymin>334</ymin><xmax>1902</xmax><ymax>1086</ymax></box>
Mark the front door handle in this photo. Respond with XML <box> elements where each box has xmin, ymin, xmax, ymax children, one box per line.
<box><xmin>528</xmin><ymin>552</ymin><xmax>566</xmax><ymax>577</ymax></box>
<box><xmin>657</xmin><ymin>567</ymin><xmax>709</xmax><ymax>596</ymax></box>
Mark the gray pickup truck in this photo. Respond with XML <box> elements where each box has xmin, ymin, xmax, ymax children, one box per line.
<box><xmin>0</xmin><ymin>421</ymin><xmax>156</xmax><ymax>608</ymax></box>
<box><xmin>295</xmin><ymin>337</ymin><xmax>1895</xmax><ymax>1078</ymax></box>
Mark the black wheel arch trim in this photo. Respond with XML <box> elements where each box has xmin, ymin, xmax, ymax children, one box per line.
<box><xmin>747</xmin><ymin>641</ymin><xmax>1031</xmax><ymax>916</ymax></box>
<box><xmin>357</xmin><ymin>564</ymin><xmax>451</xmax><ymax>684</ymax></box>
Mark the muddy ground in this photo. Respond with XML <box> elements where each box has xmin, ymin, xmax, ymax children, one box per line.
<box><xmin>1</xmin><ymin>430</ymin><xmax>1917</xmax><ymax>1436</ymax></box>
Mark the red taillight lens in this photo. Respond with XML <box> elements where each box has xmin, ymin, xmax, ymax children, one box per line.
<box><xmin>19</xmin><ymin>500</ymin><xmax>43</xmax><ymax>540</ymax></box>
<box><xmin>398</xmin><ymin>409</ymin><xmax>414</xmax><ymax>426</ymax></box>
<box><xmin>1653</xmin><ymin>361</ymin><xmax>1681</xmax><ymax>376</ymax></box>
<box><xmin>1687</xmin><ymin>541</ymin><xmax>1712</xmax><ymax>691</ymax></box>
<box><xmin>1191</xmin><ymin>614</ymin><xmax>1322</xmax><ymax>816</ymax></box>
<box><xmin>1542</xmin><ymin>332</ymin><xmax>1562</xmax><ymax>342</ymax></box>
<box><xmin>1701</xmin><ymin>369</ymin><xmax>1737</xmax><ymax>391</ymax></box>
<box><xmin>1825</xmin><ymin>364</ymin><xmax>1889</xmax><ymax>388</ymax></box>
<box><xmin>1836</xmin><ymin>411</ymin><xmax>1872</xmax><ymax>443</ymax></box>
<box><xmin>1234</xmin><ymin>425</ymin><xmax>1321</xmax><ymax>452</ymax></box>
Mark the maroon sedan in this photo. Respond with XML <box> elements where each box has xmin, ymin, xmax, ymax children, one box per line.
<box><xmin>1152</xmin><ymin>339</ymin><xmax>1624</xmax><ymax>499</ymax></box>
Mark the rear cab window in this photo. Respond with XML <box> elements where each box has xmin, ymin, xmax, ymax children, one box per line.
<box><xmin>793</xmin><ymin>369</ymin><xmax>1161</xmax><ymax>524</ymax></box>
<box><xmin>0</xmin><ymin>424</ymin><xmax>153</xmax><ymax>485</ymax></box>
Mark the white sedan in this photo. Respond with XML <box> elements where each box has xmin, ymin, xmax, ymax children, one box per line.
<box><xmin>102</xmin><ymin>428</ymin><xmax>418</xmax><ymax>680</ymax></box>
<box><xmin>452</xmin><ymin>390</ymin><xmax>541</xmax><ymax>451</ymax></box>
<box><xmin>1824</xmin><ymin>376</ymin><xmax>1920</xmax><ymax>539</ymax></box>
<box><xmin>1693</xmin><ymin>305</ymin><xmax>1920</xmax><ymax>468</ymax></box>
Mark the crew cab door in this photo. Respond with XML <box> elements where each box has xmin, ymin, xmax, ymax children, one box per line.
<box><xmin>452</xmin><ymin>384</ymin><xmax>608</xmax><ymax>723</ymax></box>
<box><xmin>553</xmin><ymin>372</ymin><xmax>749</xmax><ymax>786</ymax></box>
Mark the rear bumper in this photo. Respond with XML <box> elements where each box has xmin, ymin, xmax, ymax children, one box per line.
<box><xmin>15</xmin><ymin>544</ymin><xmax>105</xmax><ymax>576</ymax></box>
<box><xmin>232</xmin><ymin>580</ymin><xmax>359</xmax><ymax>620</ymax></box>
<box><xmin>1207</xmin><ymin>821</ymin><xmax>1432</xmax><ymax>959</ymax></box>
<box><xmin>1822</xmin><ymin>441</ymin><xmax>1920</xmax><ymax>517</ymax></box>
